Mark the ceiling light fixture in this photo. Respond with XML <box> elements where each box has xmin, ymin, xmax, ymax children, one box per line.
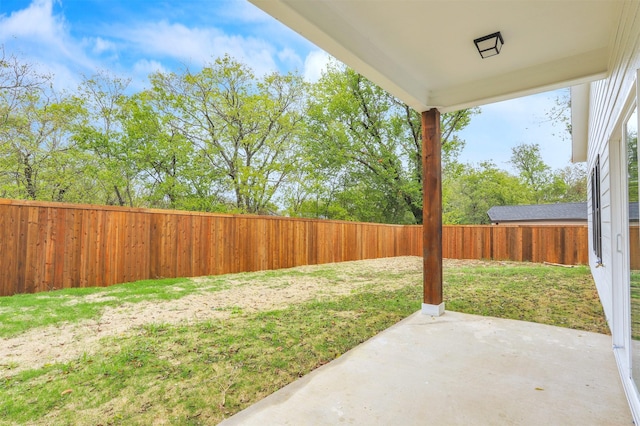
<box><xmin>474</xmin><ymin>31</ymin><xmax>504</xmax><ymax>59</ymax></box>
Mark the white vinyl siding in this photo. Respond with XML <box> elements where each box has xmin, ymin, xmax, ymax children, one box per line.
<box><xmin>587</xmin><ymin>2</ymin><xmax>640</xmax><ymax>421</ymax></box>
<box><xmin>588</xmin><ymin>1</ymin><xmax>640</xmax><ymax>313</ymax></box>
<box><xmin>589</xmin><ymin>4</ymin><xmax>640</xmax><ymax>154</ymax></box>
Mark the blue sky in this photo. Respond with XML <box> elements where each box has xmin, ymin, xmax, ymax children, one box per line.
<box><xmin>0</xmin><ymin>0</ymin><xmax>573</xmax><ymax>173</ymax></box>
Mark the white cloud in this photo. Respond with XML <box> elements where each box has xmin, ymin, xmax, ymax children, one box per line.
<box><xmin>124</xmin><ymin>21</ymin><xmax>213</xmax><ymax>63</ymax></box>
<box><xmin>92</xmin><ymin>37</ymin><xmax>116</xmax><ymax>55</ymax></box>
<box><xmin>115</xmin><ymin>20</ymin><xmax>278</xmax><ymax>75</ymax></box>
<box><xmin>37</xmin><ymin>60</ymin><xmax>83</xmax><ymax>92</ymax></box>
<box><xmin>0</xmin><ymin>0</ymin><xmax>319</xmax><ymax>92</ymax></box>
<box><xmin>303</xmin><ymin>50</ymin><xmax>332</xmax><ymax>82</ymax></box>
<box><xmin>0</xmin><ymin>0</ymin><xmax>61</xmax><ymax>41</ymax></box>
<box><xmin>127</xmin><ymin>59</ymin><xmax>167</xmax><ymax>91</ymax></box>
<box><xmin>133</xmin><ymin>59</ymin><xmax>166</xmax><ymax>76</ymax></box>
<box><xmin>277</xmin><ymin>47</ymin><xmax>303</xmax><ymax>71</ymax></box>
<box><xmin>0</xmin><ymin>0</ymin><xmax>101</xmax><ymax>79</ymax></box>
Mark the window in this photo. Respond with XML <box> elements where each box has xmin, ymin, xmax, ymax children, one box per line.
<box><xmin>591</xmin><ymin>155</ymin><xmax>602</xmax><ymax>262</ymax></box>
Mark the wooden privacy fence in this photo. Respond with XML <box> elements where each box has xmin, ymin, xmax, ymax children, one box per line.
<box><xmin>442</xmin><ymin>225</ymin><xmax>588</xmax><ymax>266</ymax></box>
<box><xmin>0</xmin><ymin>199</ymin><xmax>589</xmax><ymax>296</ymax></box>
<box><xmin>0</xmin><ymin>199</ymin><xmax>421</xmax><ymax>296</ymax></box>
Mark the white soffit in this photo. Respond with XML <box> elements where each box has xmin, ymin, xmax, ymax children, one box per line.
<box><xmin>250</xmin><ymin>0</ymin><xmax>621</xmax><ymax>113</ymax></box>
<box><xmin>571</xmin><ymin>84</ymin><xmax>590</xmax><ymax>163</ymax></box>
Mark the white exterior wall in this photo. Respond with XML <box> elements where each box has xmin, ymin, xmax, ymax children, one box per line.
<box><xmin>587</xmin><ymin>2</ymin><xmax>640</xmax><ymax>420</ymax></box>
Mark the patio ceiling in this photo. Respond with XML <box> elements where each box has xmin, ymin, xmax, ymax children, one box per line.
<box><xmin>249</xmin><ymin>0</ymin><xmax>621</xmax><ymax>113</ymax></box>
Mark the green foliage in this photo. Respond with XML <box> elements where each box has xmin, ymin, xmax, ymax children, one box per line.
<box><xmin>509</xmin><ymin>143</ymin><xmax>587</xmax><ymax>204</ymax></box>
<box><xmin>0</xmin><ymin>90</ymin><xmax>89</xmax><ymax>202</ymax></box>
<box><xmin>0</xmin><ymin>48</ymin><xmax>585</xmax><ymax>224</ymax></box>
<box><xmin>509</xmin><ymin>143</ymin><xmax>552</xmax><ymax>202</ymax></box>
<box><xmin>73</xmin><ymin>71</ymin><xmax>142</xmax><ymax>206</ymax></box>
<box><xmin>292</xmin><ymin>62</ymin><xmax>477</xmax><ymax>224</ymax></box>
<box><xmin>120</xmin><ymin>92</ymin><xmax>220</xmax><ymax>211</ymax></box>
<box><xmin>546</xmin><ymin>88</ymin><xmax>572</xmax><ymax>139</ymax></box>
<box><xmin>442</xmin><ymin>143</ymin><xmax>587</xmax><ymax>224</ymax></box>
<box><xmin>0</xmin><ymin>49</ymin><xmax>91</xmax><ymax>202</ymax></box>
<box><xmin>552</xmin><ymin>164</ymin><xmax>588</xmax><ymax>202</ymax></box>
<box><xmin>443</xmin><ymin>161</ymin><xmax>530</xmax><ymax>224</ymax></box>
<box><xmin>0</xmin><ymin>52</ymin><xmax>309</xmax><ymax>214</ymax></box>
<box><xmin>148</xmin><ymin>56</ymin><xmax>306</xmax><ymax>214</ymax></box>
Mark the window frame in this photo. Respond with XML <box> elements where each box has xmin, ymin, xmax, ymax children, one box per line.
<box><xmin>591</xmin><ymin>155</ymin><xmax>602</xmax><ymax>262</ymax></box>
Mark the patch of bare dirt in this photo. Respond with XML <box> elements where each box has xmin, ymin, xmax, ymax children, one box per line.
<box><xmin>0</xmin><ymin>256</ymin><xmax>511</xmax><ymax>376</ymax></box>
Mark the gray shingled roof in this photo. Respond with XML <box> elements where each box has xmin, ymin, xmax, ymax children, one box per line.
<box><xmin>487</xmin><ymin>203</ymin><xmax>587</xmax><ymax>223</ymax></box>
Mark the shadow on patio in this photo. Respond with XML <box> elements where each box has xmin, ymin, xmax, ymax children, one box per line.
<box><xmin>220</xmin><ymin>311</ymin><xmax>631</xmax><ymax>425</ymax></box>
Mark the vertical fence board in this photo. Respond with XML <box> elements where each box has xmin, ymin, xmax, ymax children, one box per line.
<box><xmin>191</xmin><ymin>215</ymin><xmax>202</xmax><ymax>276</ymax></box>
<box><xmin>51</xmin><ymin>208</ymin><xmax>66</xmax><ymax>290</ymax></box>
<box><xmin>307</xmin><ymin>221</ymin><xmax>317</xmax><ymax>266</ymax></box>
<box><xmin>34</xmin><ymin>207</ymin><xmax>48</xmax><ymax>293</ymax></box>
<box><xmin>579</xmin><ymin>226</ymin><xmax>589</xmax><ymax>264</ymax></box>
<box><xmin>15</xmin><ymin>207</ymin><xmax>29</xmax><ymax>294</ymax></box>
<box><xmin>47</xmin><ymin>208</ymin><xmax>58</xmax><ymax>289</ymax></box>
<box><xmin>176</xmin><ymin>215</ymin><xmax>189</xmax><ymax>278</ymax></box>
<box><xmin>546</xmin><ymin>227</ymin><xmax>560</xmax><ymax>265</ymax></box>
<box><xmin>4</xmin><ymin>206</ymin><xmax>20</xmax><ymax>295</ymax></box>
<box><xmin>85</xmin><ymin>210</ymin><xmax>96</xmax><ymax>287</ymax></box>
<box><xmin>129</xmin><ymin>212</ymin><xmax>139</xmax><ymax>282</ymax></box>
<box><xmin>140</xmin><ymin>213</ymin><xmax>151</xmax><ymax>281</ymax></box>
<box><xmin>24</xmin><ymin>207</ymin><xmax>40</xmax><ymax>293</ymax></box>
<box><xmin>224</xmin><ymin>216</ymin><xmax>236</xmax><ymax>274</ymax></box>
<box><xmin>198</xmin><ymin>216</ymin><xmax>210</xmax><ymax>276</ymax></box>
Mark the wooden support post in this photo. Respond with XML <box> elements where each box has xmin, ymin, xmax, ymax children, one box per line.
<box><xmin>421</xmin><ymin>108</ymin><xmax>444</xmax><ymax>316</ymax></box>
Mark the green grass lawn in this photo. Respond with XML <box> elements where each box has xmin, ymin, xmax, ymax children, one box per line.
<box><xmin>0</xmin><ymin>258</ymin><xmax>606</xmax><ymax>425</ymax></box>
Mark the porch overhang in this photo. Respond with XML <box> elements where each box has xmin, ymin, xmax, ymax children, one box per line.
<box><xmin>249</xmin><ymin>0</ymin><xmax>619</xmax><ymax>113</ymax></box>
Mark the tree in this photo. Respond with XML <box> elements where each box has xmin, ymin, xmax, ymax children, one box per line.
<box><xmin>0</xmin><ymin>45</ymin><xmax>50</xmax><ymax>127</ymax></box>
<box><xmin>546</xmin><ymin>88</ymin><xmax>571</xmax><ymax>139</ymax></box>
<box><xmin>298</xmin><ymin>63</ymin><xmax>476</xmax><ymax>224</ymax></box>
<box><xmin>73</xmin><ymin>72</ymin><xmax>142</xmax><ymax>206</ymax></box>
<box><xmin>0</xmin><ymin>89</ymin><xmax>96</xmax><ymax>202</ymax></box>
<box><xmin>509</xmin><ymin>142</ymin><xmax>586</xmax><ymax>204</ymax></box>
<box><xmin>551</xmin><ymin>164</ymin><xmax>587</xmax><ymax>202</ymax></box>
<box><xmin>0</xmin><ymin>51</ymin><xmax>91</xmax><ymax>202</ymax></box>
<box><xmin>443</xmin><ymin>161</ymin><xmax>530</xmax><ymax>224</ymax></box>
<box><xmin>509</xmin><ymin>143</ymin><xmax>552</xmax><ymax>202</ymax></box>
<box><xmin>119</xmin><ymin>92</ymin><xmax>206</xmax><ymax>210</ymax></box>
<box><xmin>149</xmin><ymin>56</ymin><xmax>306</xmax><ymax>214</ymax></box>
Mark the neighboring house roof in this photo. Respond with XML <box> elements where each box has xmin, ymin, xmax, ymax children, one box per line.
<box><xmin>487</xmin><ymin>203</ymin><xmax>587</xmax><ymax>223</ymax></box>
<box><xmin>487</xmin><ymin>203</ymin><xmax>640</xmax><ymax>223</ymax></box>
<box><xmin>249</xmin><ymin>1</ymin><xmax>619</xmax><ymax>113</ymax></box>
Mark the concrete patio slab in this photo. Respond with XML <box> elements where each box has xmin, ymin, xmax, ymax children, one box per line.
<box><xmin>220</xmin><ymin>311</ymin><xmax>632</xmax><ymax>425</ymax></box>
